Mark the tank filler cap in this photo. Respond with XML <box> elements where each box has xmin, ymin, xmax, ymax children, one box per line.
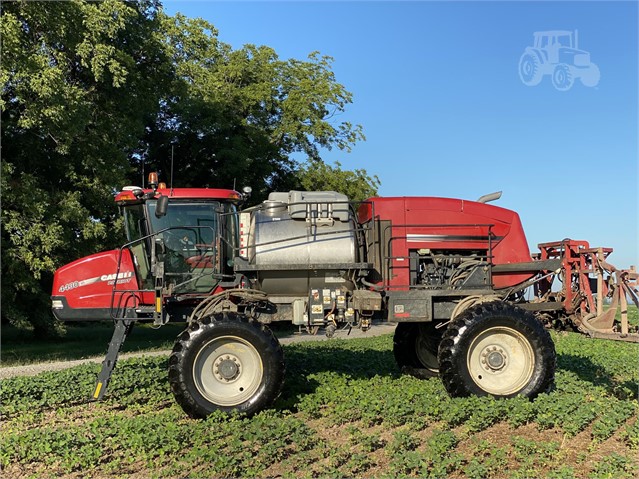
<box><xmin>262</xmin><ymin>200</ymin><xmax>287</xmax><ymax>216</ymax></box>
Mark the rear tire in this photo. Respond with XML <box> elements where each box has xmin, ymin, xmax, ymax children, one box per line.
<box><xmin>438</xmin><ymin>302</ymin><xmax>555</xmax><ymax>398</ymax></box>
<box><xmin>518</xmin><ymin>52</ymin><xmax>543</xmax><ymax>86</ymax></box>
<box><xmin>394</xmin><ymin>322</ymin><xmax>442</xmax><ymax>379</ymax></box>
<box><xmin>168</xmin><ymin>312</ymin><xmax>285</xmax><ymax>418</ymax></box>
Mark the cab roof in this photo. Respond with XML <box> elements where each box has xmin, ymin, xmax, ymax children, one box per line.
<box><xmin>534</xmin><ymin>30</ymin><xmax>573</xmax><ymax>36</ymax></box>
<box><xmin>115</xmin><ymin>187</ymin><xmax>242</xmax><ymax>204</ymax></box>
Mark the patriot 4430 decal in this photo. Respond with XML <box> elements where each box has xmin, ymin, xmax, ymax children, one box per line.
<box><xmin>58</xmin><ymin>271</ymin><xmax>134</xmax><ymax>293</ymax></box>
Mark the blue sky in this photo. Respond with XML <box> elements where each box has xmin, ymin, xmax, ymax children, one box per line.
<box><xmin>164</xmin><ymin>1</ymin><xmax>638</xmax><ymax>268</ymax></box>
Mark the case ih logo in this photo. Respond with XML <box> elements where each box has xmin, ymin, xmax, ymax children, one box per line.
<box><xmin>100</xmin><ymin>271</ymin><xmax>133</xmax><ymax>282</ymax></box>
<box><xmin>519</xmin><ymin>30</ymin><xmax>600</xmax><ymax>91</ymax></box>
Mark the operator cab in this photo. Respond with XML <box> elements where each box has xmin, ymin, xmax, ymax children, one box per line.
<box><xmin>116</xmin><ymin>177</ymin><xmax>244</xmax><ymax>296</ymax></box>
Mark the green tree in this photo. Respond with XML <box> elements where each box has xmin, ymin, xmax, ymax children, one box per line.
<box><xmin>296</xmin><ymin>160</ymin><xmax>380</xmax><ymax>201</ymax></box>
<box><xmin>1</xmin><ymin>0</ymin><xmax>168</xmax><ymax>335</ymax></box>
<box><xmin>136</xmin><ymin>14</ymin><xmax>365</xmax><ymax>201</ymax></box>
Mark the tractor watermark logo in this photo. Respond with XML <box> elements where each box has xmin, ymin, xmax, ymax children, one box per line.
<box><xmin>519</xmin><ymin>30</ymin><xmax>600</xmax><ymax>91</ymax></box>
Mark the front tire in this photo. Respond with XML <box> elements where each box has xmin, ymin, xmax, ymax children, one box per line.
<box><xmin>394</xmin><ymin>322</ymin><xmax>442</xmax><ymax>379</ymax></box>
<box><xmin>438</xmin><ymin>302</ymin><xmax>555</xmax><ymax>398</ymax></box>
<box><xmin>580</xmin><ymin>63</ymin><xmax>600</xmax><ymax>87</ymax></box>
<box><xmin>168</xmin><ymin>312</ymin><xmax>285</xmax><ymax>418</ymax></box>
<box><xmin>552</xmin><ymin>64</ymin><xmax>574</xmax><ymax>91</ymax></box>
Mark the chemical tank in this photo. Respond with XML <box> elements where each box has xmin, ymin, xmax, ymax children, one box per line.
<box><xmin>239</xmin><ymin>191</ymin><xmax>360</xmax><ymax>296</ymax></box>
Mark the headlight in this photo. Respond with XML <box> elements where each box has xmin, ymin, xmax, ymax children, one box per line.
<box><xmin>52</xmin><ymin>300</ymin><xmax>64</xmax><ymax>309</ymax></box>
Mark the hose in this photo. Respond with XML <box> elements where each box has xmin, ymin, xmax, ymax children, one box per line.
<box><xmin>360</xmin><ymin>278</ymin><xmax>384</xmax><ymax>291</ymax></box>
<box><xmin>449</xmin><ymin>259</ymin><xmax>482</xmax><ymax>286</ymax></box>
<box><xmin>436</xmin><ymin>294</ymin><xmax>502</xmax><ymax>330</ymax></box>
<box><xmin>189</xmin><ymin>288</ymin><xmax>269</xmax><ymax>323</ymax></box>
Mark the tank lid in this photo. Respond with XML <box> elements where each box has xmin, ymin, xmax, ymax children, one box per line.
<box><xmin>261</xmin><ymin>200</ymin><xmax>287</xmax><ymax>213</ymax></box>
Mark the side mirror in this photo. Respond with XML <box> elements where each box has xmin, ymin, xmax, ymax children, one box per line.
<box><xmin>155</xmin><ymin>194</ymin><xmax>169</xmax><ymax>217</ymax></box>
<box><xmin>242</xmin><ymin>186</ymin><xmax>252</xmax><ymax>200</ymax></box>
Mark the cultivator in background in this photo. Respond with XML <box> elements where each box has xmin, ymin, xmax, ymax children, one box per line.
<box><xmin>531</xmin><ymin>240</ymin><xmax>638</xmax><ymax>342</ymax></box>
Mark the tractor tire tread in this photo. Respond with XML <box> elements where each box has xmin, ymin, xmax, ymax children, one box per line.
<box><xmin>393</xmin><ymin>322</ymin><xmax>440</xmax><ymax>379</ymax></box>
<box><xmin>168</xmin><ymin>312</ymin><xmax>285</xmax><ymax>418</ymax></box>
<box><xmin>438</xmin><ymin>301</ymin><xmax>556</xmax><ymax>399</ymax></box>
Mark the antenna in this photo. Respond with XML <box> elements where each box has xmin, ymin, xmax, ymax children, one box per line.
<box><xmin>141</xmin><ymin>161</ymin><xmax>145</xmax><ymax>186</ymax></box>
<box><xmin>170</xmin><ymin>145</ymin><xmax>175</xmax><ymax>196</ymax></box>
<box><xmin>233</xmin><ymin>178</ymin><xmax>236</xmax><ymax>191</ymax></box>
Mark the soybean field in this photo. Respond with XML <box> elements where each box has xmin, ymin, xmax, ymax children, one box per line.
<box><xmin>1</xmin><ymin>330</ymin><xmax>637</xmax><ymax>478</ymax></box>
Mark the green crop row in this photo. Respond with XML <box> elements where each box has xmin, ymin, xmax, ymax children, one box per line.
<box><xmin>1</xmin><ymin>331</ymin><xmax>637</xmax><ymax>478</ymax></box>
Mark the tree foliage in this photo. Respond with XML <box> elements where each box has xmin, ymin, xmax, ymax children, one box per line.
<box><xmin>296</xmin><ymin>160</ymin><xmax>380</xmax><ymax>202</ymax></box>
<box><xmin>1</xmin><ymin>0</ymin><xmax>375</xmax><ymax>335</ymax></box>
<box><xmin>2</xmin><ymin>0</ymin><xmax>168</xmax><ymax>335</ymax></box>
<box><xmin>138</xmin><ymin>14</ymin><xmax>365</xmax><ymax>200</ymax></box>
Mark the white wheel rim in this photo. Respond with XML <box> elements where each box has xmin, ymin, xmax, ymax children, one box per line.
<box><xmin>467</xmin><ymin>326</ymin><xmax>535</xmax><ymax>395</ymax></box>
<box><xmin>193</xmin><ymin>335</ymin><xmax>263</xmax><ymax>406</ymax></box>
<box><xmin>415</xmin><ymin>334</ymin><xmax>439</xmax><ymax>372</ymax></box>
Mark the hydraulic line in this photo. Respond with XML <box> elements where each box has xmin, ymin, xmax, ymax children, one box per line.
<box><xmin>189</xmin><ymin>288</ymin><xmax>269</xmax><ymax>322</ymax></box>
<box><xmin>436</xmin><ymin>294</ymin><xmax>502</xmax><ymax>330</ymax></box>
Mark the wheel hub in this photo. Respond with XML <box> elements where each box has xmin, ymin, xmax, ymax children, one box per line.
<box><xmin>481</xmin><ymin>346</ymin><xmax>507</xmax><ymax>372</ymax></box>
<box><xmin>214</xmin><ymin>355</ymin><xmax>241</xmax><ymax>381</ymax></box>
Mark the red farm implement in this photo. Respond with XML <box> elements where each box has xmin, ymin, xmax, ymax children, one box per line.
<box><xmin>533</xmin><ymin>240</ymin><xmax>638</xmax><ymax>342</ymax></box>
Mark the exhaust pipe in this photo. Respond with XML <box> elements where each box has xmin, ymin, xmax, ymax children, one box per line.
<box><xmin>476</xmin><ymin>191</ymin><xmax>502</xmax><ymax>204</ymax></box>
